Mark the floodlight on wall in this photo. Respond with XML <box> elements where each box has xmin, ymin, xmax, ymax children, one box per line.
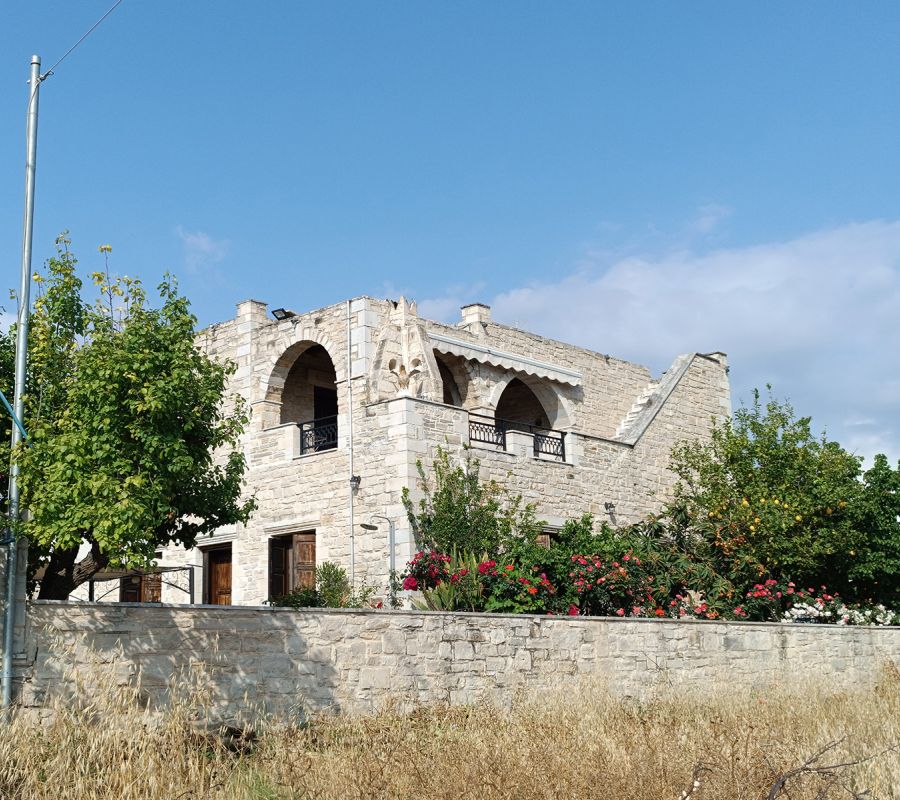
<box><xmin>271</xmin><ymin>308</ymin><xmax>295</xmax><ymax>321</ymax></box>
<box><xmin>349</xmin><ymin>475</ymin><xmax>361</xmax><ymax>490</ymax></box>
<box><xmin>604</xmin><ymin>502</ymin><xmax>616</xmax><ymax>513</ymax></box>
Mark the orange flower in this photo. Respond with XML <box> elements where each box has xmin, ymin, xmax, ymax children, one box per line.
<box><xmin>527</xmin><ymin>586</ymin><xmax>538</xmax><ymax>595</ymax></box>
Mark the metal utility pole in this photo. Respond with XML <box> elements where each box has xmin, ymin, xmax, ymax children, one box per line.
<box><xmin>2</xmin><ymin>54</ymin><xmax>42</xmax><ymax>713</ymax></box>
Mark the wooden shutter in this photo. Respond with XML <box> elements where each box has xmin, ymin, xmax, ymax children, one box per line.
<box><xmin>141</xmin><ymin>573</ymin><xmax>162</xmax><ymax>603</ymax></box>
<box><xmin>292</xmin><ymin>532</ymin><xmax>316</xmax><ymax>590</ymax></box>
<box><xmin>268</xmin><ymin>538</ymin><xmax>289</xmax><ymax>599</ymax></box>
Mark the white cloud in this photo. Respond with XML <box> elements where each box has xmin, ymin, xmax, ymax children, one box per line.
<box><xmin>423</xmin><ymin>219</ymin><xmax>900</xmax><ymax>466</ymax></box>
<box><xmin>175</xmin><ymin>227</ymin><xmax>229</xmax><ymax>272</ymax></box>
<box><xmin>692</xmin><ymin>203</ymin><xmax>732</xmax><ymax>235</ymax></box>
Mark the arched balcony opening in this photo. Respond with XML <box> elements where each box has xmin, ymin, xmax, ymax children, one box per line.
<box><xmin>496</xmin><ymin>378</ymin><xmax>551</xmax><ymax>429</ymax></box>
<box><xmin>469</xmin><ymin>375</ymin><xmax>567</xmax><ymax>461</ymax></box>
<box><xmin>433</xmin><ymin>350</ymin><xmax>468</xmax><ymax>407</ymax></box>
<box><xmin>278</xmin><ymin>343</ymin><xmax>339</xmax><ymax>453</ymax></box>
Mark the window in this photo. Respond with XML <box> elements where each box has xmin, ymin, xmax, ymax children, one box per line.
<box><xmin>536</xmin><ymin>528</ymin><xmax>562</xmax><ymax>549</ymax></box>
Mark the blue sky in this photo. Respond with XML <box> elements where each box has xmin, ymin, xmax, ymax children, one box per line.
<box><xmin>2</xmin><ymin>2</ymin><xmax>899</xmax><ymax>464</ymax></box>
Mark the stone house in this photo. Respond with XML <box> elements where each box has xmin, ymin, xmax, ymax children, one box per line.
<box><xmin>101</xmin><ymin>296</ymin><xmax>731</xmax><ymax>607</ymax></box>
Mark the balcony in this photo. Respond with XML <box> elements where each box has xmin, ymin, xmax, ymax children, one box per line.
<box><xmin>468</xmin><ymin>414</ymin><xmax>567</xmax><ymax>461</ymax></box>
<box><xmin>297</xmin><ymin>415</ymin><xmax>338</xmax><ymax>455</ymax></box>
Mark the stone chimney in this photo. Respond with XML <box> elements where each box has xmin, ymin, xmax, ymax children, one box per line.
<box><xmin>460</xmin><ymin>303</ymin><xmax>492</xmax><ymax>326</ymax></box>
<box><xmin>703</xmin><ymin>351</ymin><xmax>729</xmax><ymax>369</ymax></box>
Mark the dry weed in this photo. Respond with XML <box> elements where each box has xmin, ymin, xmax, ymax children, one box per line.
<box><xmin>1</xmin><ymin>663</ymin><xmax>898</xmax><ymax>799</ymax></box>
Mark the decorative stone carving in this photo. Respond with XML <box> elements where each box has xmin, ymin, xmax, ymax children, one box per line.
<box><xmin>387</xmin><ymin>357</ymin><xmax>422</xmax><ymax>395</ymax></box>
<box><xmin>367</xmin><ymin>298</ymin><xmax>441</xmax><ymax>402</ymax></box>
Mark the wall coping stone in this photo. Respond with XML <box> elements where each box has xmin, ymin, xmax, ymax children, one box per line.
<box><xmin>29</xmin><ymin>600</ymin><xmax>900</xmax><ymax>632</ymax></box>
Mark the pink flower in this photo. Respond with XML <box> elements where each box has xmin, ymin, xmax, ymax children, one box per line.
<box><xmin>615</xmin><ymin>608</ymin><xmax>625</xmax><ymax>616</ymax></box>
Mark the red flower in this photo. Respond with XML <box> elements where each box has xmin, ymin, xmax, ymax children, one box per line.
<box><xmin>567</xmin><ymin>605</ymin><xmax>579</xmax><ymax>616</ymax></box>
<box><xmin>504</xmin><ymin>564</ymin><xmax>515</xmax><ymax>571</ymax></box>
<box><xmin>527</xmin><ymin>587</ymin><xmax>538</xmax><ymax>595</ymax></box>
<box><xmin>402</xmin><ymin>576</ymin><xmax>418</xmax><ymax>591</ymax></box>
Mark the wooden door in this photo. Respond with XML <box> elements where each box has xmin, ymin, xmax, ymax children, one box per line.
<box><xmin>120</xmin><ymin>576</ymin><xmax>141</xmax><ymax>603</ymax></box>
<box><xmin>207</xmin><ymin>548</ymin><xmax>232</xmax><ymax>605</ymax></box>
<box><xmin>292</xmin><ymin>532</ymin><xmax>316</xmax><ymax>590</ymax></box>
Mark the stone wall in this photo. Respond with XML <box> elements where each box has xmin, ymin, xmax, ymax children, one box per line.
<box><xmin>17</xmin><ymin>601</ymin><xmax>900</xmax><ymax>722</ymax></box>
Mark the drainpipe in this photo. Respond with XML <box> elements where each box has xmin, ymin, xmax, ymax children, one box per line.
<box><xmin>346</xmin><ymin>300</ymin><xmax>356</xmax><ymax>586</ymax></box>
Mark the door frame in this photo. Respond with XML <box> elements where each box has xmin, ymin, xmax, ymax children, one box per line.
<box><xmin>203</xmin><ymin>544</ymin><xmax>233</xmax><ymax>605</ymax></box>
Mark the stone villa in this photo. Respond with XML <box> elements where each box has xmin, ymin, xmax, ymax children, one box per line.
<box><xmin>95</xmin><ymin>296</ymin><xmax>731</xmax><ymax>606</ymax></box>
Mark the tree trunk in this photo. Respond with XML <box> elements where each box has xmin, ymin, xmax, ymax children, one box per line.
<box><xmin>37</xmin><ymin>543</ymin><xmax>109</xmax><ymax>600</ymax></box>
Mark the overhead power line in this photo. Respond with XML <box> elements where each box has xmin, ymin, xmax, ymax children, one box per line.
<box><xmin>40</xmin><ymin>0</ymin><xmax>126</xmax><ymax>81</ymax></box>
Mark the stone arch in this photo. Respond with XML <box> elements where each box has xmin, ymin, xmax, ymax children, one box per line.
<box><xmin>266</xmin><ymin>338</ymin><xmax>341</xmax><ymax>426</ymax></box>
<box><xmin>487</xmin><ymin>374</ymin><xmax>573</xmax><ymax>430</ymax></box>
<box><xmin>433</xmin><ymin>350</ymin><xmax>469</xmax><ymax>407</ymax></box>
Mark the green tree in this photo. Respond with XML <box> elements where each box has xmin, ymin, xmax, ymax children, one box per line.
<box><xmin>402</xmin><ymin>446</ymin><xmax>541</xmax><ymax>556</ymax></box>
<box><xmin>667</xmin><ymin>389</ymin><xmax>865</xmax><ymax>594</ymax></box>
<box><xmin>847</xmin><ymin>454</ymin><xmax>900</xmax><ymax>603</ymax></box>
<box><xmin>11</xmin><ymin>234</ymin><xmax>254</xmax><ymax>599</ymax></box>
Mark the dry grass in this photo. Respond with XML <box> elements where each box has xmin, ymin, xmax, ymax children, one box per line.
<box><xmin>2</xmin><ymin>667</ymin><xmax>899</xmax><ymax>800</ymax></box>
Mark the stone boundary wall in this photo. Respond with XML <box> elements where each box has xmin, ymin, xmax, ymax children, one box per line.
<box><xmin>16</xmin><ymin>601</ymin><xmax>900</xmax><ymax>722</ymax></box>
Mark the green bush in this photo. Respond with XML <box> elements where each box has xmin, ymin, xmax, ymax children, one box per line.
<box><xmin>267</xmin><ymin>562</ymin><xmax>379</xmax><ymax>609</ymax></box>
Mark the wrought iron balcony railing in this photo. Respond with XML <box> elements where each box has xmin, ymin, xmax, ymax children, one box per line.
<box><xmin>468</xmin><ymin>414</ymin><xmax>566</xmax><ymax>461</ymax></box>
<box><xmin>298</xmin><ymin>415</ymin><xmax>338</xmax><ymax>455</ymax></box>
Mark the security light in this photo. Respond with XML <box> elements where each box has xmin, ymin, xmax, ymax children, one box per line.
<box><xmin>271</xmin><ymin>308</ymin><xmax>295</xmax><ymax>321</ymax></box>
<box><xmin>349</xmin><ymin>474</ymin><xmax>361</xmax><ymax>490</ymax></box>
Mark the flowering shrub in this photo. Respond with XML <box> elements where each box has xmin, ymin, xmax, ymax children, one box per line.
<box><xmin>667</xmin><ymin>590</ymin><xmax>722</xmax><ymax>620</ymax></box>
<box><xmin>835</xmin><ymin>604</ymin><xmax>899</xmax><ymax>626</ymax></box>
<box><xmin>401</xmin><ymin>550</ymin><xmax>451</xmax><ymax>592</ymax></box>
<box><xmin>738</xmin><ymin>578</ymin><xmax>793</xmax><ymax>621</ymax></box>
<box><xmin>566</xmin><ymin>552</ymin><xmax>659</xmax><ymax>617</ymax></box>
<box><xmin>480</xmin><ymin>561</ymin><xmax>556</xmax><ymax>614</ymax></box>
<box><xmin>782</xmin><ymin>593</ymin><xmax>899</xmax><ymax>626</ymax></box>
<box><xmin>396</xmin><ymin>535</ymin><xmax>900</xmax><ymax>625</ymax></box>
